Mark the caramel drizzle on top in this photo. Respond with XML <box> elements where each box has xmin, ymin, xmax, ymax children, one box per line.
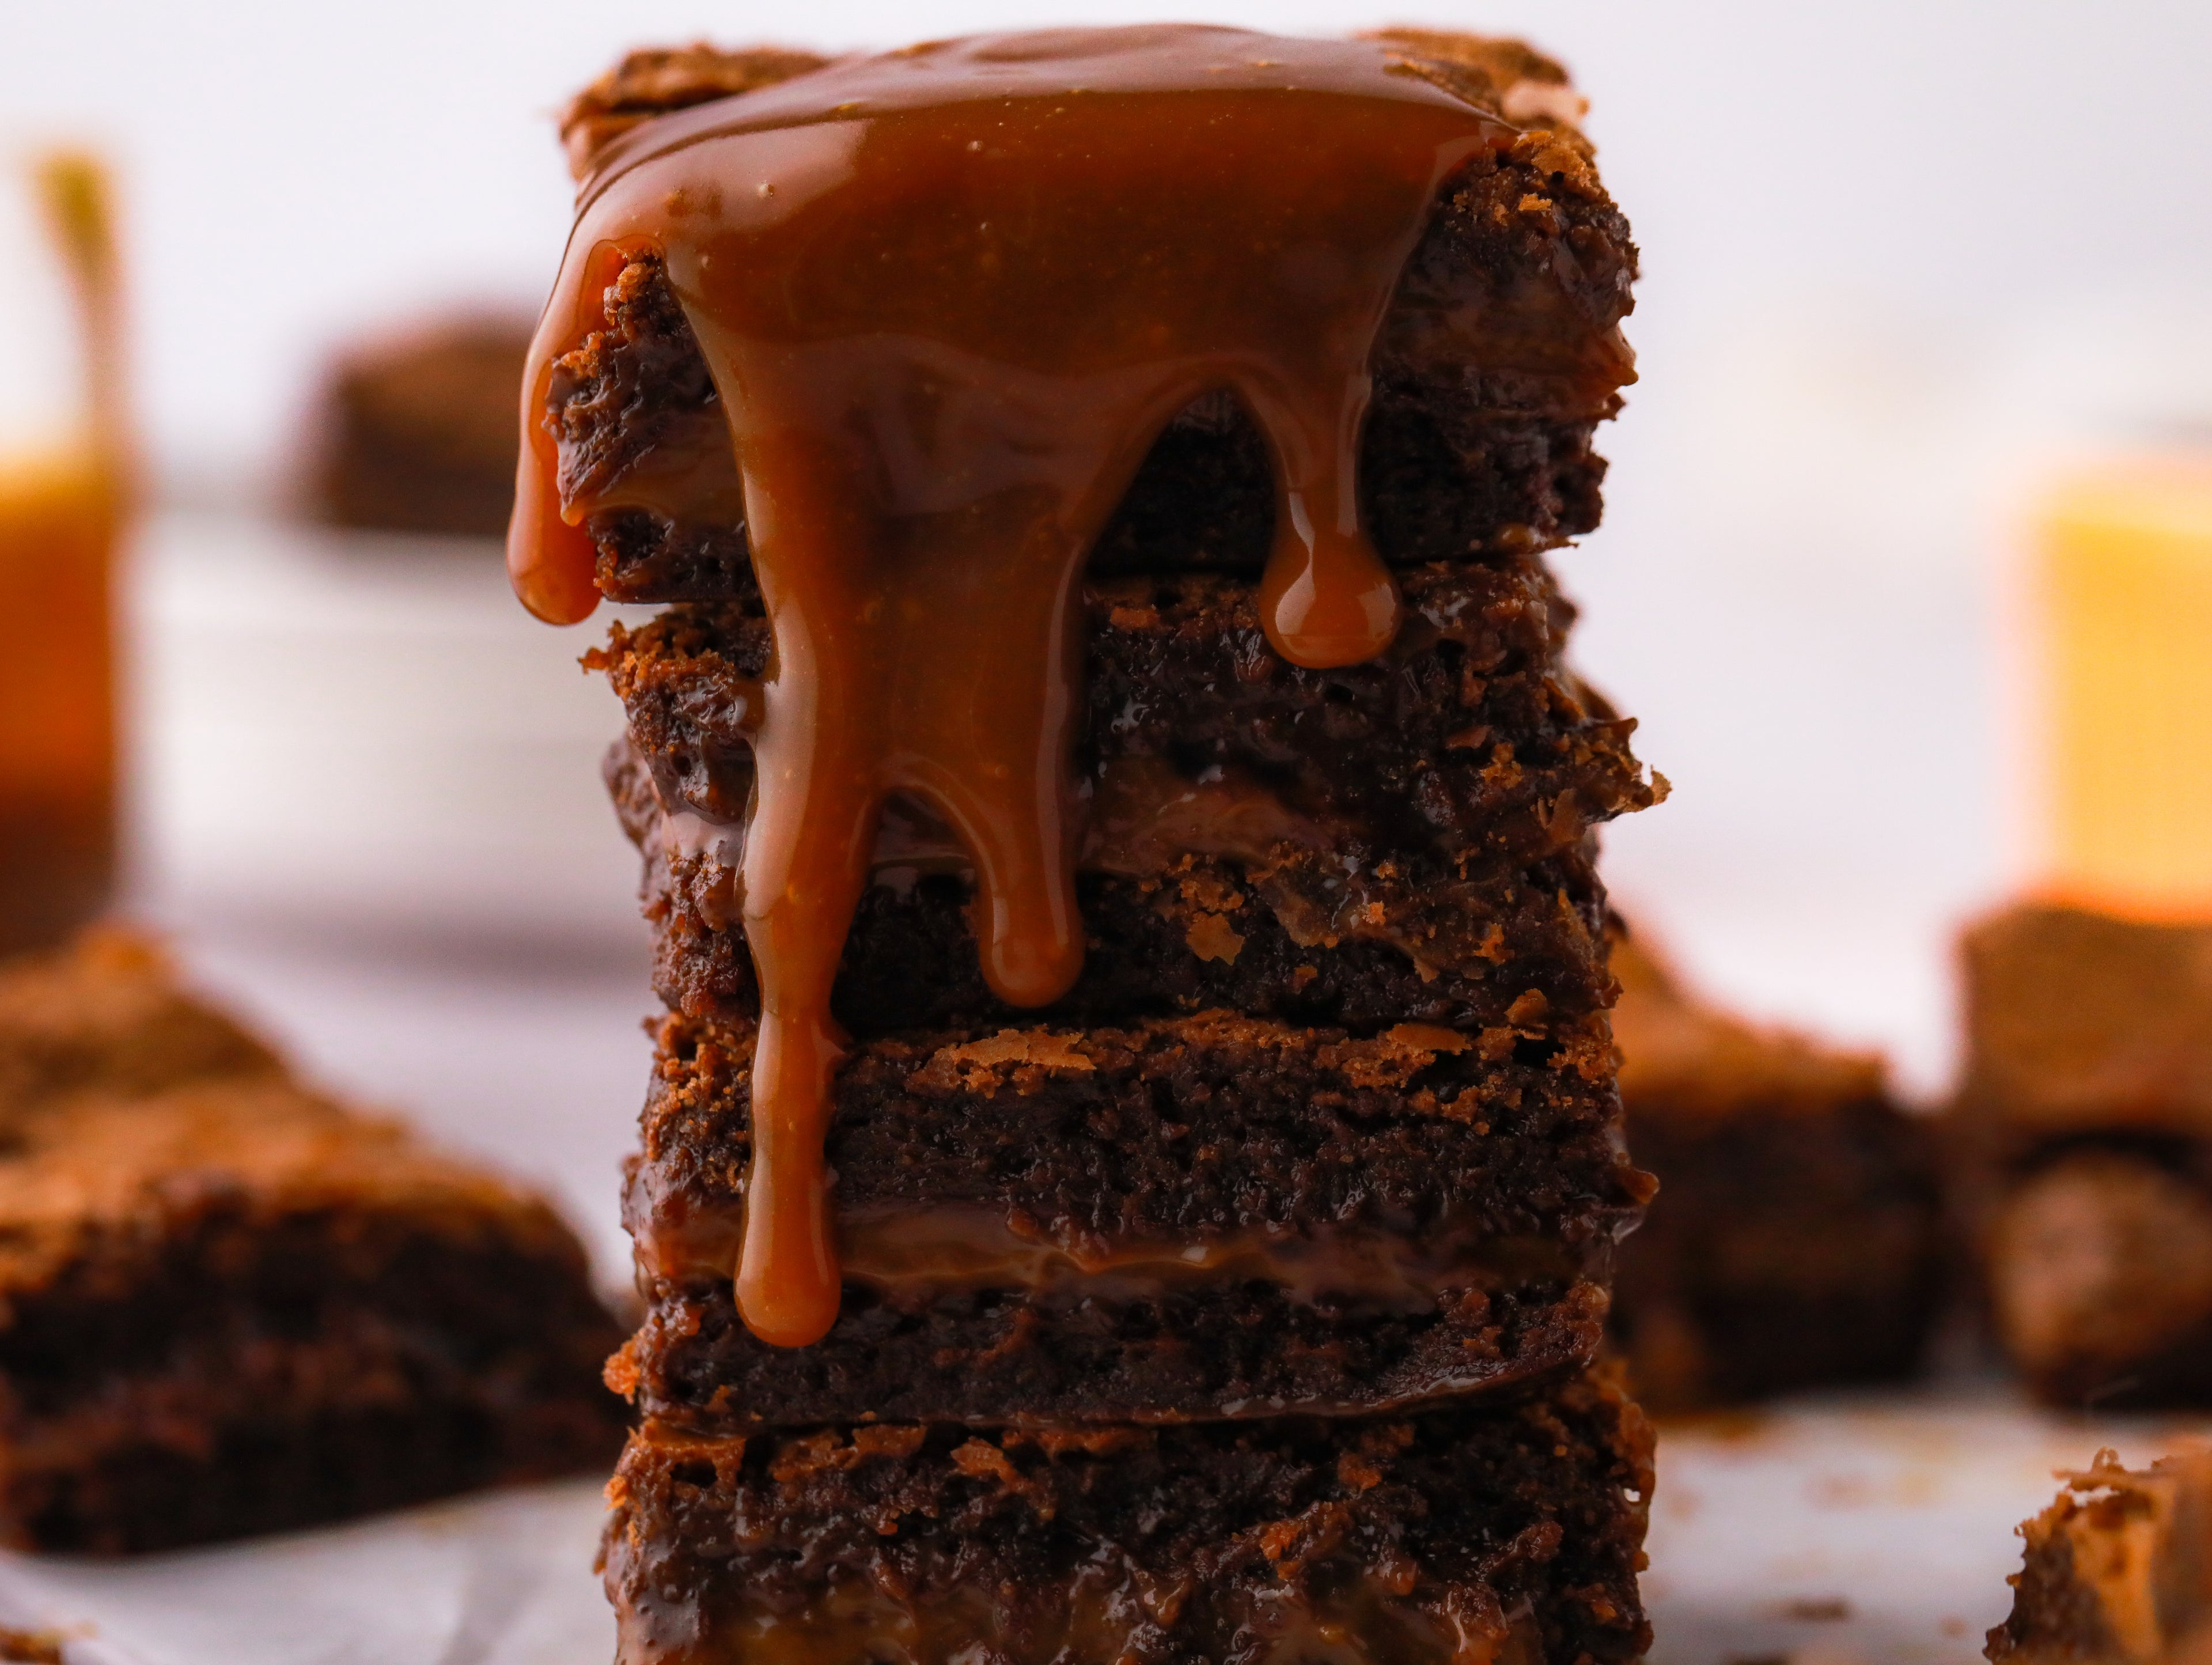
<box><xmin>510</xmin><ymin>26</ymin><xmax>1513</xmax><ymax>1346</ymax></box>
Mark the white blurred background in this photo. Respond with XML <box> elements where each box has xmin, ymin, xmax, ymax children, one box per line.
<box><xmin>5</xmin><ymin>0</ymin><xmax>2212</xmax><ymax>1253</ymax></box>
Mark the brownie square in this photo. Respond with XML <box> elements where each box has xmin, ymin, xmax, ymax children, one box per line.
<box><xmin>615</xmin><ymin>1009</ymin><xmax>1646</xmax><ymax>1428</ymax></box>
<box><xmin>1987</xmin><ymin>1448</ymin><xmax>2212</xmax><ymax>1664</ymax></box>
<box><xmin>305</xmin><ymin>316</ymin><xmax>533</xmax><ymax>538</ymax></box>
<box><xmin>1607</xmin><ymin>928</ymin><xmax>1944</xmax><ymax>1410</ymax></box>
<box><xmin>0</xmin><ymin>933</ymin><xmax>629</xmax><ymax>1553</ymax></box>
<box><xmin>604</xmin><ymin>1365</ymin><xmax>1653</xmax><ymax>1665</ymax></box>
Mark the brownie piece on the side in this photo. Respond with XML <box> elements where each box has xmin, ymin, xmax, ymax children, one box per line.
<box><xmin>605</xmin><ymin>1365</ymin><xmax>1653</xmax><ymax>1665</ymax></box>
<box><xmin>1987</xmin><ymin>1447</ymin><xmax>2212</xmax><ymax>1664</ymax></box>
<box><xmin>1956</xmin><ymin>905</ymin><xmax>2212</xmax><ymax>1407</ymax></box>
<box><xmin>0</xmin><ymin>930</ymin><xmax>278</xmax><ymax>1111</ymax></box>
<box><xmin>617</xmin><ymin>1009</ymin><xmax>1647</xmax><ymax>1428</ymax></box>
<box><xmin>0</xmin><ymin>934</ymin><xmax>628</xmax><ymax>1553</ymax></box>
<box><xmin>593</xmin><ymin>557</ymin><xmax>1658</xmax><ymax>1039</ymax></box>
<box><xmin>305</xmin><ymin>314</ymin><xmax>533</xmax><ymax>538</ymax></box>
<box><xmin>1607</xmin><ymin>928</ymin><xmax>1942</xmax><ymax>1411</ymax></box>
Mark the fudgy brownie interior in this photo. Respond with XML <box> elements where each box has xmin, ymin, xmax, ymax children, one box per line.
<box><xmin>618</xmin><ymin>1008</ymin><xmax>1644</xmax><ymax>1425</ymax></box>
<box><xmin>607</xmin><ymin>1364</ymin><xmax>1654</xmax><ymax>1665</ymax></box>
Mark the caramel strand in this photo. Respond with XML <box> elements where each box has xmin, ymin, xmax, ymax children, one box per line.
<box><xmin>510</xmin><ymin>27</ymin><xmax>1514</xmax><ymax>1345</ymax></box>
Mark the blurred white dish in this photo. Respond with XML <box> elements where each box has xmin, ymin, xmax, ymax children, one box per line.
<box><xmin>126</xmin><ymin>509</ymin><xmax>649</xmax><ymax>953</ymax></box>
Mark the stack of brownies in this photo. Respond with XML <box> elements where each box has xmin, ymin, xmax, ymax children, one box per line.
<box><xmin>539</xmin><ymin>29</ymin><xmax>1662</xmax><ymax>1662</ymax></box>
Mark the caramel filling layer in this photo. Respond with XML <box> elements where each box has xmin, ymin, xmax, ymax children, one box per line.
<box><xmin>619</xmin><ymin>1553</ymin><xmax>1544</xmax><ymax>1665</ymax></box>
<box><xmin>514</xmin><ymin>28</ymin><xmax>1514</xmax><ymax>1344</ymax></box>
<box><xmin>635</xmin><ymin>1200</ymin><xmax>1587</xmax><ymax>1315</ymax></box>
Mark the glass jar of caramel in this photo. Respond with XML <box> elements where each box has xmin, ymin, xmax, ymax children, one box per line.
<box><xmin>0</xmin><ymin>154</ymin><xmax>126</xmax><ymax>955</ymax></box>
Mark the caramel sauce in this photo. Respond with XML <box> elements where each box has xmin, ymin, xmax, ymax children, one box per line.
<box><xmin>633</xmin><ymin>1198</ymin><xmax>1588</xmax><ymax>1315</ymax></box>
<box><xmin>511</xmin><ymin>27</ymin><xmax>1515</xmax><ymax>1345</ymax></box>
<box><xmin>657</xmin><ymin>754</ymin><xmax>1342</xmax><ymax>895</ymax></box>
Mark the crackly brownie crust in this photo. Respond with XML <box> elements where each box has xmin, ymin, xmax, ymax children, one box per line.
<box><xmin>1603</xmin><ymin>932</ymin><xmax>1942</xmax><ymax>1410</ymax></box>
<box><xmin>619</xmin><ymin>1009</ymin><xmax>1644</xmax><ymax>1427</ymax></box>
<box><xmin>559</xmin><ymin>44</ymin><xmax>833</xmax><ymax>179</ymax></box>
<box><xmin>0</xmin><ymin>1078</ymin><xmax>630</xmax><ymax>1553</ymax></box>
<box><xmin>1957</xmin><ymin>904</ymin><xmax>2212</xmax><ymax>1151</ymax></box>
<box><xmin>0</xmin><ymin>935</ymin><xmax>628</xmax><ymax>1553</ymax></box>
<box><xmin>604</xmin><ymin>1365</ymin><xmax>1653</xmax><ymax>1665</ymax></box>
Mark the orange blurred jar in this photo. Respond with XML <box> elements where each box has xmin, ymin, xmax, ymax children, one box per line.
<box><xmin>0</xmin><ymin>446</ymin><xmax>119</xmax><ymax>952</ymax></box>
<box><xmin>0</xmin><ymin>154</ymin><xmax>127</xmax><ymax>954</ymax></box>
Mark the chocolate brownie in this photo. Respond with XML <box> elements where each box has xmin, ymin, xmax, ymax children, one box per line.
<box><xmin>0</xmin><ymin>929</ymin><xmax>278</xmax><ymax>1110</ymax></box>
<box><xmin>0</xmin><ymin>934</ymin><xmax>628</xmax><ymax>1553</ymax></box>
<box><xmin>593</xmin><ymin>557</ymin><xmax>1658</xmax><ymax>1036</ymax></box>
<box><xmin>597</xmin><ymin>561</ymin><xmax>1650</xmax><ymax>868</ymax></box>
<box><xmin>605</xmin><ymin>1364</ymin><xmax>1653</xmax><ymax>1665</ymax></box>
<box><xmin>1605</xmin><ymin>929</ymin><xmax>1942</xmax><ymax>1410</ymax></box>
<box><xmin>614</xmin><ymin>763</ymin><xmax>1615</xmax><ymax>1041</ymax></box>
<box><xmin>1987</xmin><ymin>1447</ymin><xmax>2212</xmax><ymax>1664</ymax></box>
<box><xmin>1956</xmin><ymin>904</ymin><xmax>2212</xmax><ymax>1407</ymax></box>
<box><xmin>537</xmin><ymin>28</ymin><xmax>1659</xmax><ymax>1658</ymax></box>
<box><xmin>306</xmin><ymin>314</ymin><xmax>533</xmax><ymax>537</ymax></box>
<box><xmin>612</xmin><ymin>1008</ymin><xmax>1645</xmax><ymax>1428</ymax></box>
<box><xmin>544</xmin><ymin>33</ymin><xmax>1636</xmax><ymax>608</ymax></box>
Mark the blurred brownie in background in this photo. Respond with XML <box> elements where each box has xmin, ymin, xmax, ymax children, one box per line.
<box><xmin>1986</xmin><ymin>1447</ymin><xmax>2212</xmax><ymax>1664</ymax></box>
<box><xmin>1956</xmin><ymin>903</ymin><xmax>2212</xmax><ymax>1408</ymax></box>
<box><xmin>0</xmin><ymin>932</ymin><xmax>628</xmax><ymax>1553</ymax></box>
<box><xmin>304</xmin><ymin>314</ymin><xmax>532</xmax><ymax>537</ymax></box>
<box><xmin>0</xmin><ymin>928</ymin><xmax>276</xmax><ymax>1106</ymax></box>
<box><xmin>1608</xmin><ymin>925</ymin><xmax>1944</xmax><ymax>1412</ymax></box>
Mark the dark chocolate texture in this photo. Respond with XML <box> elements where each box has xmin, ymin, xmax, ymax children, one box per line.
<box><xmin>605</xmin><ymin>1365</ymin><xmax>1653</xmax><ymax>1665</ymax></box>
<box><xmin>593</xmin><ymin>555</ymin><xmax>1656</xmax><ymax>1038</ymax></box>
<box><xmin>616</xmin><ymin>1008</ymin><xmax>1646</xmax><ymax>1428</ymax></box>
<box><xmin>544</xmin><ymin>31</ymin><xmax>1635</xmax><ymax>607</ymax></box>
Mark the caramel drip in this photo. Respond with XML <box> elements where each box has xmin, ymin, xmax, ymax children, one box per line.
<box><xmin>510</xmin><ymin>27</ymin><xmax>1513</xmax><ymax>1346</ymax></box>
